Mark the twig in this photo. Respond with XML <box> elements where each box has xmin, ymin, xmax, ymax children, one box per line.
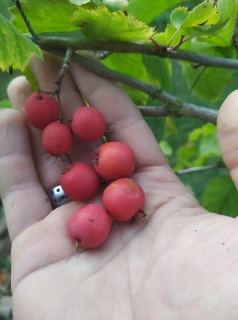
<box><xmin>175</xmin><ymin>163</ymin><xmax>225</xmax><ymax>175</ymax></box>
<box><xmin>51</xmin><ymin>47</ymin><xmax>74</xmax><ymax>121</ymax></box>
<box><xmin>13</xmin><ymin>0</ymin><xmax>40</xmax><ymax>40</ymax></box>
<box><xmin>34</xmin><ymin>37</ymin><xmax>238</xmax><ymax>70</ymax></box>
<box><xmin>138</xmin><ymin>106</ymin><xmax>217</xmax><ymax>123</ymax></box>
<box><xmin>45</xmin><ymin>48</ymin><xmax>218</xmax><ymax>125</ymax></box>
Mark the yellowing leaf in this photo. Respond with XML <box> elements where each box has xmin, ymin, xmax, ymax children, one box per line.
<box><xmin>0</xmin><ymin>14</ymin><xmax>42</xmax><ymax>72</ymax></box>
<box><xmin>72</xmin><ymin>5</ymin><xmax>155</xmax><ymax>41</ymax></box>
<box><xmin>181</xmin><ymin>0</ymin><xmax>219</xmax><ymax>28</ymax></box>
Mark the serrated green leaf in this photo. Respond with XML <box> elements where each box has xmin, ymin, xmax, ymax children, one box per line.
<box><xmin>103</xmin><ymin>53</ymin><xmax>148</xmax><ymax>104</ymax></box>
<box><xmin>128</xmin><ymin>0</ymin><xmax>193</xmax><ymax>24</ymax></box>
<box><xmin>142</xmin><ymin>55</ymin><xmax>171</xmax><ymax>92</ymax></box>
<box><xmin>103</xmin><ymin>0</ymin><xmax>128</xmax><ymax>12</ymax></box>
<box><xmin>72</xmin><ymin>5</ymin><xmax>155</xmax><ymax>41</ymax></box>
<box><xmin>180</xmin><ymin>0</ymin><xmax>219</xmax><ymax>29</ymax></box>
<box><xmin>0</xmin><ymin>14</ymin><xmax>42</xmax><ymax>72</ymax></box>
<box><xmin>10</xmin><ymin>0</ymin><xmax>78</xmax><ymax>33</ymax></box>
<box><xmin>0</xmin><ymin>100</ymin><xmax>12</xmax><ymax>109</ymax></box>
<box><xmin>170</xmin><ymin>7</ymin><xmax>189</xmax><ymax>29</ymax></box>
<box><xmin>69</xmin><ymin>0</ymin><xmax>90</xmax><ymax>4</ymax></box>
<box><xmin>202</xmin><ymin>175</ymin><xmax>238</xmax><ymax>217</ymax></box>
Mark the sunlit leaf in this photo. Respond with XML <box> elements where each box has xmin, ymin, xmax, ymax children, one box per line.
<box><xmin>128</xmin><ymin>0</ymin><xmax>194</xmax><ymax>24</ymax></box>
<box><xmin>170</xmin><ymin>7</ymin><xmax>188</xmax><ymax>29</ymax></box>
<box><xmin>10</xmin><ymin>0</ymin><xmax>78</xmax><ymax>33</ymax></box>
<box><xmin>163</xmin><ymin>117</ymin><xmax>178</xmax><ymax>139</ymax></box>
<box><xmin>202</xmin><ymin>175</ymin><xmax>238</xmax><ymax>217</ymax></box>
<box><xmin>103</xmin><ymin>53</ymin><xmax>148</xmax><ymax>104</ymax></box>
<box><xmin>159</xmin><ymin>140</ymin><xmax>173</xmax><ymax>157</ymax></box>
<box><xmin>180</xmin><ymin>0</ymin><xmax>219</xmax><ymax>29</ymax></box>
<box><xmin>72</xmin><ymin>5</ymin><xmax>155</xmax><ymax>41</ymax></box>
<box><xmin>0</xmin><ymin>14</ymin><xmax>42</xmax><ymax>72</ymax></box>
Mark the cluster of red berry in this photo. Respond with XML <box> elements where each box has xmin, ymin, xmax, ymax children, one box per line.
<box><xmin>25</xmin><ymin>92</ymin><xmax>146</xmax><ymax>250</ymax></box>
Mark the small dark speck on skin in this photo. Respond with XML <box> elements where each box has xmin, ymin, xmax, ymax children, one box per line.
<box><xmin>46</xmin><ymin>198</ymin><xmax>49</xmax><ymax>202</ymax></box>
<box><xmin>222</xmin><ymin>242</ymin><xmax>225</xmax><ymax>245</ymax></box>
<box><xmin>195</xmin><ymin>230</ymin><xmax>197</xmax><ymax>232</ymax></box>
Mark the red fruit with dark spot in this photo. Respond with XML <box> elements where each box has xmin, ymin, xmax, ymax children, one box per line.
<box><xmin>68</xmin><ymin>204</ymin><xmax>111</xmax><ymax>249</ymax></box>
<box><xmin>25</xmin><ymin>92</ymin><xmax>59</xmax><ymax>130</ymax></box>
<box><xmin>42</xmin><ymin>122</ymin><xmax>73</xmax><ymax>155</ymax></box>
<box><xmin>60</xmin><ymin>162</ymin><xmax>100</xmax><ymax>201</ymax></box>
<box><xmin>71</xmin><ymin>106</ymin><xmax>106</xmax><ymax>142</ymax></box>
<box><xmin>102</xmin><ymin>178</ymin><xmax>145</xmax><ymax>222</ymax></box>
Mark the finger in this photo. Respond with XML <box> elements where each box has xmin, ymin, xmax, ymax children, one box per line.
<box><xmin>0</xmin><ymin>109</ymin><xmax>52</xmax><ymax>241</ymax></box>
<box><xmin>217</xmin><ymin>90</ymin><xmax>238</xmax><ymax>188</ymax></box>
<box><xmin>69</xmin><ymin>59</ymin><xmax>168</xmax><ymax>169</ymax></box>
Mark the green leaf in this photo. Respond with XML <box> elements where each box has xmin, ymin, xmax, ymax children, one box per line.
<box><xmin>128</xmin><ymin>0</ymin><xmax>193</xmax><ymax>24</ymax></box>
<box><xmin>103</xmin><ymin>0</ymin><xmax>128</xmax><ymax>12</ymax></box>
<box><xmin>181</xmin><ymin>63</ymin><xmax>234</xmax><ymax>103</ymax></box>
<box><xmin>159</xmin><ymin>140</ymin><xmax>173</xmax><ymax>157</ymax></box>
<box><xmin>142</xmin><ymin>55</ymin><xmax>171</xmax><ymax>92</ymax></box>
<box><xmin>91</xmin><ymin>0</ymin><xmax>103</xmax><ymax>5</ymax></box>
<box><xmin>212</xmin><ymin>0</ymin><xmax>237</xmax><ymax>46</ymax></box>
<box><xmin>0</xmin><ymin>14</ymin><xmax>42</xmax><ymax>72</ymax></box>
<box><xmin>10</xmin><ymin>0</ymin><xmax>78</xmax><ymax>33</ymax></box>
<box><xmin>202</xmin><ymin>175</ymin><xmax>238</xmax><ymax>217</ymax></box>
<box><xmin>180</xmin><ymin>0</ymin><xmax>219</xmax><ymax>29</ymax></box>
<box><xmin>153</xmin><ymin>24</ymin><xmax>191</xmax><ymax>50</ymax></box>
<box><xmin>170</xmin><ymin>7</ymin><xmax>189</xmax><ymax>29</ymax></box>
<box><xmin>72</xmin><ymin>5</ymin><xmax>155</xmax><ymax>41</ymax></box>
<box><xmin>0</xmin><ymin>100</ymin><xmax>12</xmax><ymax>109</ymax></box>
<box><xmin>103</xmin><ymin>53</ymin><xmax>148</xmax><ymax>104</ymax></box>
<box><xmin>23</xmin><ymin>65</ymin><xmax>39</xmax><ymax>92</ymax></box>
<box><xmin>163</xmin><ymin>117</ymin><xmax>178</xmax><ymax>139</ymax></box>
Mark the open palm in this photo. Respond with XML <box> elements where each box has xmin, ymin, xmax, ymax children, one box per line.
<box><xmin>1</xmin><ymin>54</ymin><xmax>238</xmax><ymax>320</ymax></box>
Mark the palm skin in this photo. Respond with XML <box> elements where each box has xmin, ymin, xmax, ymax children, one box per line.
<box><xmin>1</xmin><ymin>54</ymin><xmax>238</xmax><ymax>320</ymax></box>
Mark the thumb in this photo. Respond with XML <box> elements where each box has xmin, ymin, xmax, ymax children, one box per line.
<box><xmin>217</xmin><ymin>90</ymin><xmax>238</xmax><ymax>188</ymax></box>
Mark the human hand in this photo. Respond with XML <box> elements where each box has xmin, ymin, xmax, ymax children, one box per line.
<box><xmin>0</xmin><ymin>54</ymin><xmax>238</xmax><ymax>320</ymax></box>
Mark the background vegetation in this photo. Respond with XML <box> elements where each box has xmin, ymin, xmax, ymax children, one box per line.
<box><xmin>1</xmin><ymin>0</ymin><xmax>238</xmax><ymax>317</ymax></box>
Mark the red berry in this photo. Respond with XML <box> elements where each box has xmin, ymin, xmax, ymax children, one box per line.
<box><xmin>42</xmin><ymin>122</ymin><xmax>73</xmax><ymax>155</ymax></box>
<box><xmin>102</xmin><ymin>178</ymin><xmax>145</xmax><ymax>222</ymax></box>
<box><xmin>68</xmin><ymin>204</ymin><xmax>111</xmax><ymax>249</ymax></box>
<box><xmin>25</xmin><ymin>92</ymin><xmax>59</xmax><ymax>130</ymax></box>
<box><xmin>60</xmin><ymin>162</ymin><xmax>100</xmax><ymax>201</ymax></box>
<box><xmin>94</xmin><ymin>142</ymin><xmax>136</xmax><ymax>180</ymax></box>
<box><xmin>71</xmin><ymin>106</ymin><xmax>106</xmax><ymax>142</ymax></box>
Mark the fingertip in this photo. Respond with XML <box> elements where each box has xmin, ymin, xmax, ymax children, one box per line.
<box><xmin>7</xmin><ymin>76</ymin><xmax>33</xmax><ymax>113</ymax></box>
<box><xmin>217</xmin><ymin>89</ymin><xmax>238</xmax><ymax>188</ymax></box>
